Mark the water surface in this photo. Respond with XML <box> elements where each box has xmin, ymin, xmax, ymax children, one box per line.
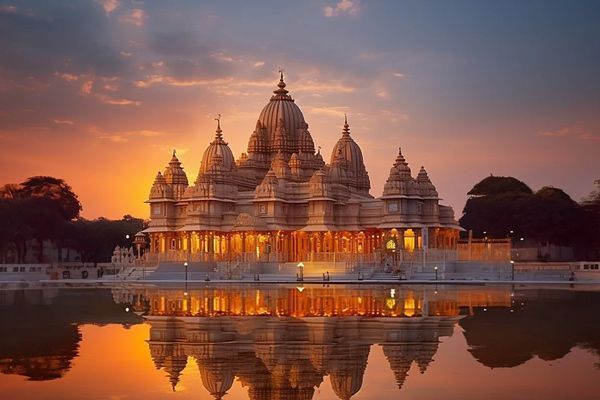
<box><xmin>1</xmin><ymin>284</ymin><xmax>599</xmax><ymax>399</ymax></box>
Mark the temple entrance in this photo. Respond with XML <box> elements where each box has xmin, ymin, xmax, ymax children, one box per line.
<box><xmin>404</xmin><ymin>229</ymin><xmax>416</xmax><ymax>251</ymax></box>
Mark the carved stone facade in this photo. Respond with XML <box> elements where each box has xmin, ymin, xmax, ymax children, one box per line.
<box><xmin>144</xmin><ymin>73</ymin><xmax>461</xmax><ymax>263</ymax></box>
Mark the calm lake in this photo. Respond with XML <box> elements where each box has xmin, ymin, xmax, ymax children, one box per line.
<box><xmin>1</xmin><ymin>284</ymin><xmax>599</xmax><ymax>399</ymax></box>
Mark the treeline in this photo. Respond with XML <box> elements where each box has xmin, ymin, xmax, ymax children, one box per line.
<box><xmin>460</xmin><ymin>176</ymin><xmax>600</xmax><ymax>259</ymax></box>
<box><xmin>0</xmin><ymin>176</ymin><xmax>145</xmax><ymax>264</ymax></box>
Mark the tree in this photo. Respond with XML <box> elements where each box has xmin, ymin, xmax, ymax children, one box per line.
<box><xmin>460</xmin><ymin>176</ymin><xmax>596</xmax><ymax>258</ymax></box>
<box><xmin>467</xmin><ymin>176</ymin><xmax>533</xmax><ymax>197</ymax></box>
<box><xmin>461</xmin><ymin>176</ymin><xmax>533</xmax><ymax>237</ymax></box>
<box><xmin>0</xmin><ymin>183</ymin><xmax>22</xmax><ymax>199</ymax></box>
<box><xmin>69</xmin><ymin>216</ymin><xmax>145</xmax><ymax>265</ymax></box>
<box><xmin>19</xmin><ymin>176</ymin><xmax>82</xmax><ymax>220</ymax></box>
<box><xmin>580</xmin><ymin>180</ymin><xmax>600</xmax><ymax>259</ymax></box>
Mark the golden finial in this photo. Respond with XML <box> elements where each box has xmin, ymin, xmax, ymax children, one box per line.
<box><xmin>274</xmin><ymin>68</ymin><xmax>288</xmax><ymax>95</ymax></box>
<box><xmin>343</xmin><ymin>114</ymin><xmax>350</xmax><ymax>136</ymax></box>
<box><xmin>214</xmin><ymin>114</ymin><xmax>222</xmax><ymax>139</ymax></box>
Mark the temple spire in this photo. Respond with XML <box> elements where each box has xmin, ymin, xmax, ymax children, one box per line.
<box><xmin>214</xmin><ymin>114</ymin><xmax>223</xmax><ymax>140</ymax></box>
<box><xmin>273</xmin><ymin>69</ymin><xmax>289</xmax><ymax>96</ymax></box>
<box><xmin>342</xmin><ymin>114</ymin><xmax>350</xmax><ymax>137</ymax></box>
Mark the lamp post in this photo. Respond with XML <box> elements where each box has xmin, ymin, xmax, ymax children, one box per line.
<box><xmin>184</xmin><ymin>262</ymin><xmax>188</xmax><ymax>295</ymax></box>
<box><xmin>297</xmin><ymin>262</ymin><xmax>304</xmax><ymax>282</ymax></box>
<box><xmin>434</xmin><ymin>266</ymin><xmax>438</xmax><ymax>281</ymax></box>
<box><xmin>510</xmin><ymin>260</ymin><xmax>515</xmax><ymax>281</ymax></box>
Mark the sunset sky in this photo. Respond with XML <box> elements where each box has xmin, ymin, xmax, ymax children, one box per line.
<box><xmin>0</xmin><ymin>0</ymin><xmax>598</xmax><ymax>219</ymax></box>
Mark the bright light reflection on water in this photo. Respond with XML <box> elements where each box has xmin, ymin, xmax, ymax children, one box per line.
<box><xmin>0</xmin><ymin>284</ymin><xmax>599</xmax><ymax>399</ymax></box>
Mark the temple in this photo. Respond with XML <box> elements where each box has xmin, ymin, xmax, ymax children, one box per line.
<box><xmin>144</xmin><ymin>73</ymin><xmax>461</xmax><ymax>265</ymax></box>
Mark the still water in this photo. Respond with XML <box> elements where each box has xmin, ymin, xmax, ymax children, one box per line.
<box><xmin>0</xmin><ymin>284</ymin><xmax>599</xmax><ymax>400</ymax></box>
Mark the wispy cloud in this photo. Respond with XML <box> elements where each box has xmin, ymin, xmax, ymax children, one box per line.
<box><xmin>81</xmin><ymin>78</ymin><xmax>95</xmax><ymax>95</ymax></box>
<box><xmin>0</xmin><ymin>5</ymin><xmax>17</xmax><ymax>14</ymax></box>
<box><xmin>96</xmin><ymin>0</ymin><xmax>119</xmax><ymax>15</ymax></box>
<box><xmin>538</xmin><ymin>126</ymin><xmax>599</xmax><ymax>142</ymax></box>
<box><xmin>323</xmin><ymin>0</ymin><xmax>360</xmax><ymax>18</ymax></box>
<box><xmin>304</xmin><ymin>106</ymin><xmax>349</xmax><ymax>118</ymax></box>
<box><xmin>96</xmin><ymin>94</ymin><xmax>141</xmax><ymax>106</ymax></box>
<box><xmin>95</xmin><ymin>129</ymin><xmax>166</xmax><ymax>143</ymax></box>
<box><xmin>55</xmin><ymin>72</ymin><xmax>80</xmax><ymax>82</ymax></box>
<box><xmin>119</xmin><ymin>8</ymin><xmax>146</xmax><ymax>27</ymax></box>
<box><xmin>52</xmin><ymin>119</ymin><xmax>75</xmax><ymax>125</ymax></box>
<box><xmin>98</xmin><ymin>134</ymin><xmax>129</xmax><ymax>143</ymax></box>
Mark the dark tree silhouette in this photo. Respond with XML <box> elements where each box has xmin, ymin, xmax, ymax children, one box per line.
<box><xmin>460</xmin><ymin>176</ymin><xmax>597</xmax><ymax>258</ymax></box>
<box><xmin>467</xmin><ymin>176</ymin><xmax>533</xmax><ymax>197</ymax></box>
<box><xmin>19</xmin><ymin>176</ymin><xmax>82</xmax><ymax>220</ymax></box>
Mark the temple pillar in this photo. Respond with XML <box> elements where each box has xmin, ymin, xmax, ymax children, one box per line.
<box><xmin>317</xmin><ymin>232</ymin><xmax>323</xmax><ymax>253</ymax></box>
<box><xmin>398</xmin><ymin>229</ymin><xmax>405</xmax><ymax>250</ymax></box>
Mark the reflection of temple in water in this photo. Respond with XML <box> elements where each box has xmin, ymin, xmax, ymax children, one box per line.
<box><xmin>113</xmin><ymin>285</ymin><xmax>512</xmax><ymax>399</ymax></box>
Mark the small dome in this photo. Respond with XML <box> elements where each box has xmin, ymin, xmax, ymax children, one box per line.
<box><xmin>416</xmin><ymin>166</ymin><xmax>438</xmax><ymax>197</ymax></box>
<box><xmin>390</xmin><ymin>147</ymin><xmax>412</xmax><ymax>179</ymax></box>
<box><xmin>199</xmin><ymin>118</ymin><xmax>235</xmax><ymax>175</ymax></box>
<box><xmin>198</xmin><ymin>362</ymin><xmax>234</xmax><ymax>400</ymax></box>
<box><xmin>149</xmin><ymin>171</ymin><xmax>173</xmax><ymax>199</ymax></box>
<box><xmin>257</xmin><ymin>72</ymin><xmax>309</xmax><ymax>153</ymax></box>
<box><xmin>383</xmin><ymin>148</ymin><xmax>420</xmax><ymax>197</ymax></box>
<box><xmin>330</xmin><ymin>116</ymin><xmax>370</xmax><ymax>192</ymax></box>
<box><xmin>163</xmin><ymin>150</ymin><xmax>188</xmax><ymax>186</ymax></box>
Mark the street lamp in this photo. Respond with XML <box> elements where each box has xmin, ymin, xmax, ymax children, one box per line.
<box><xmin>434</xmin><ymin>266</ymin><xmax>438</xmax><ymax>281</ymax></box>
<box><xmin>184</xmin><ymin>262</ymin><xmax>188</xmax><ymax>294</ymax></box>
<box><xmin>297</xmin><ymin>262</ymin><xmax>304</xmax><ymax>282</ymax></box>
<box><xmin>510</xmin><ymin>260</ymin><xmax>515</xmax><ymax>281</ymax></box>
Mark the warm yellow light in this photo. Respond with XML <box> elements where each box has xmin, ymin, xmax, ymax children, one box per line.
<box><xmin>404</xmin><ymin>296</ymin><xmax>416</xmax><ymax>317</ymax></box>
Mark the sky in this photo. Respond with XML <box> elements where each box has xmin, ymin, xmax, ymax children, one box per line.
<box><xmin>0</xmin><ymin>0</ymin><xmax>598</xmax><ymax>219</ymax></box>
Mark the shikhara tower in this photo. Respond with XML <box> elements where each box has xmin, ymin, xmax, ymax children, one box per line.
<box><xmin>145</xmin><ymin>73</ymin><xmax>460</xmax><ymax>264</ymax></box>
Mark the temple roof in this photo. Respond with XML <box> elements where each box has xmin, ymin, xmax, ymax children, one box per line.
<box><xmin>257</xmin><ymin>72</ymin><xmax>310</xmax><ymax>154</ymax></box>
<box><xmin>199</xmin><ymin>117</ymin><xmax>235</xmax><ymax>176</ymax></box>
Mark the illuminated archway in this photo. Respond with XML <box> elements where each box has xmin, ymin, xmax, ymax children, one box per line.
<box><xmin>404</xmin><ymin>229</ymin><xmax>416</xmax><ymax>251</ymax></box>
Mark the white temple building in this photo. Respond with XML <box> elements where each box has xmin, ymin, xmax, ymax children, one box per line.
<box><xmin>144</xmin><ymin>73</ymin><xmax>460</xmax><ymax>265</ymax></box>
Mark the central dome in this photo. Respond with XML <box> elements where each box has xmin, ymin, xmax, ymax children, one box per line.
<box><xmin>257</xmin><ymin>72</ymin><xmax>306</xmax><ymax>152</ymax></box>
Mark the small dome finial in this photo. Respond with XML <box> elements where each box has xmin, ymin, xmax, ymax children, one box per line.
<box><xmin>172</xmin><ymin>148</ymin><xmax>176</xmax><ymax>157</ymax></box>
<box><xmin>273</xmin><ymin>69</ymin><xmax>289</xmax><ymax>96</ymax></box>
<box><xmin>214</xmin><ymin>114</ymin><xmax>223</xmax><ymax>139</ymax></box>
<box><xmin>342</xmin><ymin>114</ymin><xmax>350</xmax><ymax>136</ymax></box>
